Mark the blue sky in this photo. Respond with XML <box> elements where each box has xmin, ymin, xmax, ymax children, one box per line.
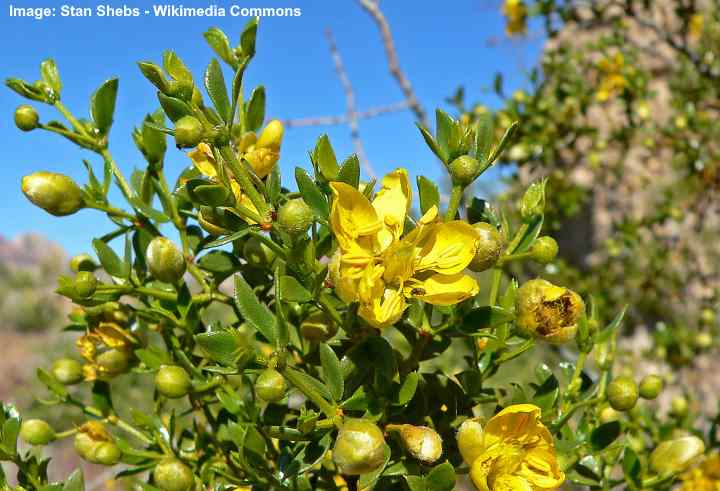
<box><xmin>1</xmin><ymin>1</ymin><xmax>542</xmax><ymax>255</ymax></box>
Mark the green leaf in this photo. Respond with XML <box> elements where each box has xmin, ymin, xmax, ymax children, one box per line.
<box><xmin>461</xmin><ymin>306</ymin><xmax>515</xmax><ymax>332</ymax></box>
<box><xmin>475</xmin><ymin>111</ymin><xmax>494</xmax><ymax>162</ymax></box>
<box><xmin>204</xmin><ymin>28</ymin><xmax>237</xmax><ymax>67</ymax></box>
<box><xmin>91</xmin><ymin>78</ymin><xmax>118</xmax><ymax>133</ymax></box>
<box><xmin>295</xmin><ymin>167</ymin><xmax>329</xmax><ymax>219</ymax></box>
<box><xmin>204</xmin><ymin>59</ymin><xmax>231</xmax><ymax>122</ymax></box>
<box><xmin>487</xmin><ymin>121</ymin><xmax>519</xmax><ymax>165</ymax></box>
<box><xmin>405</xmin><ymin>476</ymin><xmax>426</xmax><ymax>491</ymax></box>
<box><xmin>435</xmin><ymin>109</ymin><xmax>454</xmax><ymax>156</ymax></box>
<box><xmin>590</xmin><ymin>421</ymin><xmax>621</xmax><ymax>451</ymax></box>
<box><xmin>91</xmin><ymin>381</ymin><xmax>113</xmax><ymax>415</ymax></box>
<box><xmin>337</xmin><ymin>154</ymin><xmax>360</xmax><ymax>187</ymax></box>
<box><xmin>195</xmin><ymin>330</ymin><xmax>242</xmax><ymax>366</ymax></box>
<box><xmin>138</xmin><ymin>62</ymin><xmax>169</xmax><ymax>92</ymax></box>
<box><xmin>425</xmin><ymin>462</ymin><xmax>456</xmax><ymax>491</ymax></box>
<box><xmin>40</xmin><ymin>59</ymin><xmax>61</xmax><ymax>93</ymax></box>
<box><xmin>532</xmin><ymin>374</ymin><xmax>559</xmax><ymax>412</ymax></box>
<box><xmin>240</xmin><ymin>17</ymin><xmax>259</xmax><ymax>58</ymax></box>
<box><xmin>284</xmin><ymin>367</ymin><xmax>333</xmax><ymax>401</ymax></box>
<box><xmin>622</xmin><ymin>446</ymin><xmax>641</xmax><ymax>485</ymax></box>
<box><xmin>62</xmin><ymin>469</ymin><xmax>84</xmax><ymax>491</ymax></box>
<box><xmin>416</xmin><ymin>124</ymin><xmax>447</xmax><ymax>163</ymax></box>
<box><xmin>319</xmin><ymin>344</ymin><xmax>344</xmax><ymax>401</ymax></box>
<box><xmin>314</xmin><ymin>135</ymin><xmax>339</xmax><ymax>180</ymax></box>
<box><xmin>417</xmin><ymin>176</ymin><xmax>440</xmax><ymax>214</ymax></box>
<box><xmin>92</xmin><ymin>238</ymin><xmax>128</xmax><ymax>278</ymax></box>
<box><xmin>157</xmin><ymin>93</ymin><xmax>192</xmax><ymax>122</ymax></box>
<box><xmin>36</xmin><ymin>368</ymin><xmax>68</xmax><ymax>398</ymax></box>
<box><xmin>198</xmin><ymin>251</ymin><xmax>240</xmax><ymax>277</ymax></box>
<box><xmin>134</xmin><ymin>347</ymin><xmax>170</xmax><ymax>369</ymax></box>
<box><xmin>395</xmin><ymin>371</ymin><xmax>419</xmax><ymax>406</ymax></box>
<box><xmin>245</xmin><ymin>86</ymin><xmax>266</xmax><ymax>132</ymax></box>
<box><xmin>162</xmin><ymin>51</ymin><xmax>192</xmax><ymax>82</ymax></box>
<box><xmin>511</xmin><ymin>215</ymin><xmax>544</xmax><ymax>254</ymax></box>
<box><xmin>234</xmin><ymin>274</ymin><xmax>277</xmax><ymax>344</ymax></box>
<box><xmin>279</xmin><ymin>275</ymin><xmax>312</xmax><ymax>303</ymax></box>
<box><xmin>5</xmin><ymin>78</ymin><xmax>48</xmax><ymax>102</ymax></box>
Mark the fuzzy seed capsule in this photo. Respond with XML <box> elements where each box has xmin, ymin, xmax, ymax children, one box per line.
<box><xmin>530</xmin><ymin>236</ymin><xmax>559</xmax><ymax>264</ymax></box>
<box><xmin>52</xmin><ymin>358</ymin><xmax>84</xmax><ymax>385</ymax></box>
<box><xmin>174</xmin><ymin>116</ymin><xmax>204</xmax><ymax>148</ymax></box>
<box><xmin>639</xmin><ymin>374</ymin><xmax>664</xmax><ymax>400</ymax></box>
<box><xmin>147</xmin><ymin>237</ymin><xmax>186</xmax><ymax>284</ymax></box>
<box><xmin>93</xmin><ymin>442</ymin><xmax>122</xmax><ymax>465</ymax></box>
<box><xmin>448</xmin><ymin>155</ymin><xmax>482</xmax><ymax>186</ymax></box>
<box><xmin>278</xmin><ymin>198</ymin><xmax>314</xmax><ymax>238</ymax></box>
<box><xmin>74</xmin><ymin>271</ymin><xmax>98</xmax><ymax>299</ymax></box>
<box><xmin>20</xmin><ymin>419</ymin><xmax>55</xmax><ymax>446</ymax></box>
<box><xmin>153</xmin><ymin>458</ymin><xmax>195</xmax><ymax>491</ymax></box>
<box><xmin>468</xmin><ymin>222</ymin><xmax>503</xmax><ymax>272</ymax></box>
<box><xmin>95</xmin><ymin>348</ymin><xmax>130</xmax><ymax>376</ymax></box>
<box><xmin>607</xmin><ymin>376</ymin><xmax>639</xmax><ymax>411</ymax></box>
<box><xmin>22</xmin><ymin>171</ymin><xmax>84</xmax><ymax>216</ymax></box>
<box><xmin>333</xmin><ymin>419</ymin><xmax>386</xmax><ymax>475</ymax></box>
<box><xmin>15</xmin><ymin>105</ymin><xmax>39</xmax><ymax>131</ymax></box>
<box><xmin>255</xmin><ymin>368</ymin><xmax>286</xmax><ymax>402</ymax></box>
<box><xmin>155</xmin><ymin>365</ymin><xmax>192</xmax><ymax>399</ymax></box>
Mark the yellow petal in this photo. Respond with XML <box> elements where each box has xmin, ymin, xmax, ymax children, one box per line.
<box><xmin>188</xmin><ymin>143</ymin><xmax>217</xmax><ymax>177</ymax></box>
<box><xmin>358</xmin><ymin>286</ymin><xmax>406</xmax><ymax>328</ymax></box>
<box><xmin>483</xmin><ymin>404</ymin><xmax>544</xmax><ymax>448</ymax></box>
<box><xmin>237</xmin><ymin>192</ymin><xmax>259</xmax><ymax>225</ymax></box>
<box><xmin>330</xmin><ymin>182</ymin><xmax>382</xmax><ymax>251</ymax></box>
<box><xmin>372</xmin><ymin>168</ymin><xmax>411</xmax><ymax>248</ymax></box>
<box><xmin>518</xmin><ymin>447</ymin><xmax>565</xmax><ymax>489</ymax></box>
<box><xmin>491</xmin><ymin>475</ymin><xmax>534</xmax><ymax>491</ymax></box>
<box><xmin>415</xmin><ymin>221</ymin><xmax>479</xmax><ymax>275</ymax></box>
<box><xmin>407</xmin><ymin>273</ymin><xmax>479</xmax><ymax>306</ymax></box>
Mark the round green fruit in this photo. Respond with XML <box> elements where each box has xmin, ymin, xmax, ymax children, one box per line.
<box><xmin>155</xmin><ymin>365</ymin><xmax>192</xmax><ymax>399</ymax></box>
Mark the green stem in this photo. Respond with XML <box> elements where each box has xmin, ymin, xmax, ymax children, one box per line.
<box><xmin>488</xmin><ymin>268</ymin><xmax>503</xmax><ymax>306</ymax></box>
<box><xmin>39</xmin><ymin>122</ymin><xmax>97</xmax><ymax>148</ymax></box>
<box><xmin>444</xmin><ymin>185</ymin><xmax>464</xmax><ymax>221</ymax></box>
<box><xmin>318</xmin><ymin>293</ymin><xmax>344</xmax><ymax>327</ymax></box>
<box><xmin>551</xmin><ymin>397</ymin><xmax>602</xmax><ymax>431</ymax></box>
<box><xmin>100</xmin><ymin>148</ymin><xmax>135</xmax><ymax>201</ymax></box>
<box><xmin>248</xmin><ymin>229</ymin><xmax>287</xmax><ymax>260</ymax></box>
<box><xmin>87</xmin><ymin>203</ymin><xmax>135</xmax><ymax>221</ymax></box>
<box><xmin>505</xmin><ymin>223</ymin><xmax>529</xmax><ymax>256</ymax></box>
<box><xmin>54</xmin><ymin>100</ymin><xmax>91</xmax><ymax>137</ymax></box>
<box><xmin>565</xmin><ymin>351</ymin><xmax>588</xmax><ymax>403</ymax></box>
<box><xmin>218</xmin><ymin>145</ymin><xmax>269</xmax><ymax>220</ymax></box>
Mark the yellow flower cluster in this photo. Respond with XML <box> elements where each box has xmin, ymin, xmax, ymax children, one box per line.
<box><xmin>679</xmin><ymin>454</ymin><xmax>720</xmax><ymax>491</ymax></box>
<box><xmin>458</xmin><ymin>404</ymin><xmax>565</xmax><ymax>491</ymax></box>
<box><xmin>596</xmin><ymin>53</ymin><xmax>628</xmax><ymax>102</ymax></box>
<box><xmin>329</xmin><ymin>168</ymin><xmax>480</xmax><ymax>328</ymax></box>
<box><xmin>503</xmin><ymin>0</ymin><xmax>528</xmax><ymax>36</ymax></box>
<box><xmin>77</xmin><ymin>322</ymin><xmax>136</xmax><ymax>381</ymax></box>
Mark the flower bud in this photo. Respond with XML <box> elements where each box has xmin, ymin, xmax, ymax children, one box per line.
<box><xmin>14</xmin><ymin>104</ymin><xmax>39</xmax><ymax>131</ymax></box>
<box><xmin>236</xmin><ymin>131</ymin><xmax>257</xmax><ymax>152</ymax></box>
<box><xmin>70</xmin><ymin>253</ymin><xmax>97</xmax><ymax>273</ymax></box>
<box><xmin>255</xmin><ymin>368</ymin><xmax>286</xmax><ymax>402</ymax></box>
<box><xmin>52</xmin><ymin>358</ymin><xmax>84</xmax><ymax>385</ymax></box>
<box><xmin>153</xmin><ymin>458</ymin><xmax>195</xmax><ymax>491</ymax></box>
<box><xmin>174</xmin><ymin>116</ymin><xmax>204</xmax><ymax>148</ymax></box>
<box><xmin>256</xmin><ymin>119</ymin><xmax>284</xmax><ymax>151</ymax></box>
<box><xmin>300</xmin><ymin>311</ymin><xmax>338</xmax><ymax>342</ymax></box>
<box><xmin>519</xmin><ymin>180</ymin><xmax>546</xmax><ymax>221</ymax></box>
<box><xmin>671</xmin><ymin>396</ymin><xmax>690</xmax><ymax>418</ymax></box>
<box><xmin>530</xmin><ymin>236</ymin><xmax>558</xmax><ymax>264</ymax></box>
<box><xmin>515</xmin><ymin>279</ymin><xmax>584</xmax><ymax>344</ymax></box>
<box><xmin>74</xmin><ymin>271</ymin><xmax>98</xmax><ymax>299</ymax></box>
<box><xmin>278</xmin><ymin>198</ymin><xmax>314</xmax><ymax>238</ymax></box>
<box><xmin>95</xmin><ymin>348</ymin><xmax>130</xmax><ymax>376</ymax></box>
<box><xmin>457</xmin><ymin>419</ymin><xmax>484</xmax><ymax>465</ymax></box>
<box><xmin>650</xmin><ymin>436</ymin><xmax>705</xmax><ymax>475</ymax></box>
<box><xmin>147</xmin><ymin>237</ymin><xmax>186</xmax><ymax>283</ymax></box>
<box><xmin>468</xmin><ymin>223</ymin><xmax>503</xmax><ymax>272</ymax></box>
<box><xmin>607</xmin><ymin>376</ymin><xmax>639</xmax><ymax>411</ymax></box>
<box><xmin>598</xmin><ymin>405</ymin><xmax>620</xmax><ymax>423</ymax></box>
<box><xmin>93</xmin><ymin>442</ymin><xmax>122</xmax><ymax>465</ymax></box>
<box><xmin>639</xmin><ymin>374</ymin><xmax>664</xmax><ymax>400</ymax></box>
<box><xmin>155</xmin><ymin>365</ymin><xmax>191</xmax><ymax>399</ymax></box>
<box><xmin>448</xmin><ymin>155</ymin><xmax>482</xmax><ymax>186</ymax></box>
<box><xmin>333</xmin><ymin>419</ymin><xmax>386</xmax><ymax>475</ymax></box>
<box><xmin>22</xmin><ymin>171</ymin><xmax>84</xmax><ymax>216</ymax></box>
<box><xmin>20</xmin><ymin>419</ymin><xmax>55</xmax><ymax>446</ymax></box>
<box><xmin>243</xmin><ymin>236</ymin><xmax>276</xmax><ymax>268</ymax></box>
<box><xmin>397</xmin><ymin>425</ymin><xmax>443</xmax><ymax>464</ymax></box>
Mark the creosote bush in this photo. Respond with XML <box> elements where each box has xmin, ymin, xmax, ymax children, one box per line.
<box><xmin>2</xmin><ymin>17</ymin><xmax>714</xmax><ymax>491</ymax></box>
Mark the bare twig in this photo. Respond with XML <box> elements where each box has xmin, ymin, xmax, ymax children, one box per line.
<box><xmin>324</xmin><ymin>29</ymin><xmax>375</xmax><ymax>178</ymax></box>
<box><xmin>282</xmin><ymin>100</ymin><xmax>409</xmax><ymax>128</ymax></box>
<box><xmin>358</xmin><ymin>0</ymin><xmax>429</xmax><ymax>128</ymax></box>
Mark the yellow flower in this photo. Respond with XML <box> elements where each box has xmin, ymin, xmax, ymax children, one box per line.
<box><xmin>503</xmin><ymin>0</ymin><xmax>527</xmax><ymax>36</ymax></box>
<box><xmin>77</xmin><ymin>322</ymin><xmax>136</xmax><ymax>381</ymax></box>
<box><xmin>329</xmin><ymin>168</ymin><xmax>480</xmax><ymax>328</ymax></box>
<box><xmin>680</xmin><ymin>453</ymin><xmax>720</xmax><ymax>491</ymax></box>
<box><xmin>689</xmin><ymin>13</ymin><xmax>704</xmax><ymax>41</ymax></box>
<box><xmin>596</xmin><ymin>53</ymin><xmax>627</xmax><ymax>102</ymax></box>
<box><xmin>461</xmin><ymin>404</ymin><xmax>564</xmax><ymax>491</ymax></box>
<box><xmin>244</xmin><ymin>119</ymin><xmax>284</xmax><ymax>178</ymax></box>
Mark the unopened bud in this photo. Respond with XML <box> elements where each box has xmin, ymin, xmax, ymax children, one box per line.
<box><xmin>671</xmin><ymin>396</ymin><xmax>689</xmax><ymax>418</ymax></box>
<box><xmin>468</xmin><ymin>223</ymin><xmax>503</xmax><ymax>272</ymax></box>
<box><xmin>598</xmin><ymin>405</ymin><xmax>620</xmax><ymax>423</ymax></box>
<box><xmin>530</xmin><ymin>236</ymin><xmax>558</xmax><ymax>264</ymax></box>
<box><xmin>448</xmin><ymin>155</ymin><xmax>482</xmax><ymax>186</ymax></box>
<box><xmin>22</xmin><ymin>171</ymin><xmax>84</xmax><ymax>216</ymax></box>
<box><xmin>74</xmin><ymin>271</ymin><xmax>98</xmax><ymax>299</ymax></box>
<box><xmin>70</xmin><ymin>253</ymin><xmax>97</xmax><ymax>273</ymax></box>
<box><xmin>255</xmin><ymin>368</ymin><xmax>286</xmax><ymax>402</ymax></box>
<box><xmin>153</xmin><ymin>458</ymin><xmax>194</xmax><ymax>491</ymax></box>
<box><xmin>14</xmin><ymin>105</ymin><xmax>39</xmax><ymax>131</ymax></box>
<box><xmin>147</xmin><ymin>237</ymin><xmax>186</xmax><ymax>284</ymax></box>
<box><xmin>20</xmin><ymin>419</ymin><xmax>55</xmax><ymax>446</ymax></box>
<box><xmin>639</xmin><ymin>375</ymin><xmax>663</xmax><ymax>400</ymax></box>
<box><xmin>607</xmin><ymin>376</ymin><xmax>639</xmax><ymax>411</ymax></box>
<box><xmin>256</xmin><ymin>119</ymin><xmax>284</xmax><ymax>150</ymax></box>
<box><xmin>519</xmin><ymin>179</ymin><xmax>546</xmax><ymax>221</ymax></box>
<box><xmin>333</xmin><ymin>419</ymin><xmax>386</xmax><ymax>475</ymax></box>
<box><xmin>174</xmin><ymin>116</ymin><xmax>204</xmax><ymax>148</ymax></box>
<box><xmin>155</xmin><ymin>365</ymin><xmax>191</xmax><ymax>399</ymax></box>
<box><xmin>650</xmin><ymin>435</ymin><xmax>705</xmax><ymax>475</ymax></box>
<box><xmin>396</xmin><ymin>425</ymin><xmax>443</xmax><ymax>463</ymax></box>
<box><xmin>516</xmin><ymin>279</ymin><xmax>584</xmax><ymax>344</ymax></box>
<box><xmin>457</xmin><ymin>419</ymin><xmax>484</xmax><ymax>465</ymax></box>
<box><xmin>52</xmin><ymin>358</ymin><xmax>83</xmax><ymax>385</ymax></box>
<box><xmin>278</xmin><ymin>198</ymin><xmax>314</xmax><ymax>238</ymax></box>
